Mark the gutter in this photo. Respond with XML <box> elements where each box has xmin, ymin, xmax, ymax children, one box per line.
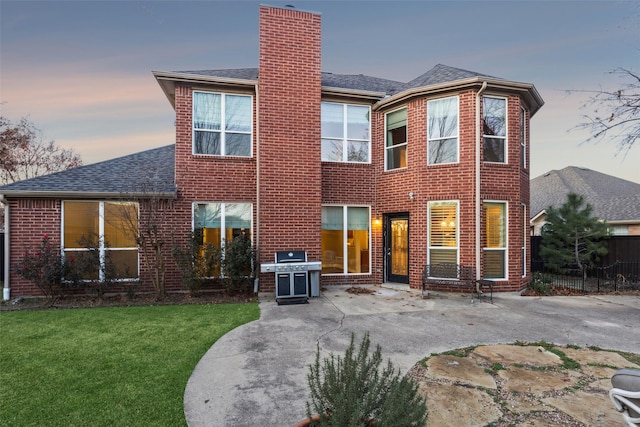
<box><xmin>1</xmin><ymin>194</ymin><xmax>9</xmax><ymax>301</ymax></box>
<box><xmin>254</xmin><ymin>82</ymin><xmax>260</xmax><ymax>294</ymax></box>
<box><xmin>0</xmin><ymin>190</ymin><xmax>177</xmax><ymax>199</ymax></box>
<box><xmin>476</xmin><ymin>82</ymin><xmax>488</xmax><ymax>282</ymax></box>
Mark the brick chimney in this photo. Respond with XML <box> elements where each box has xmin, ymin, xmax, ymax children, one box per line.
<box><xmin>257</xmin><ymin>5</ymin><xmax>322</xmax><ymax>279</ymax></box>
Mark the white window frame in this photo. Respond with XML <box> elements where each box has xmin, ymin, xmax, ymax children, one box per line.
<box><xmin>427</xmin><ymin>200</ymin><xmax>460</xmax><ymax>267</ymax></box>
<box><xmin>192</xmin><ymin>202</ymin><xmax>253</xmax><ymax>251</ymax></box>
<box><xmin>520</xmin><ymin>106</ymin><xmax>527</xmax><ymax>169</ymax></box>
<box><xmin>483</xmin><ymin>200</ymin><xmax>508</xmax><ymax>280</ymax></box>
<box><xmin>321</xmin><ymin>102</ymin><xmax>371</xmax><ymax>163</ymax></box>
<box><xmin>384</xmin><ymin>107</ymin><xmax>408</xmax><ymax>171</ymax></box>
<box><xmin>321</xmin><ymin>205</ymin><xmax>371</xmax><ymax>275</ymax></box>
<box><xmin>61</xmin><ymin>201</ymin><xmax>140</xmax><ymax>281</ymax></box>
<box><xmin>483</xmin><ymin>96</ymin><xmax>508</xmax><ymax>164</ymax></box>
<box><xmin>192</xmin><ymin>91</ymin><xmax>253</xmax><ymax>157</ymax></box>
<box><xmin>427</xmin><ymin>96</ymin><xmax>459</xmax><ymax>165</ymax></box>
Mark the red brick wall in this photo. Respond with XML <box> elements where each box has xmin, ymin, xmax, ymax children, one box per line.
<box><xmin>257</xmin><ymin>6</ymin><xmax>322</xmax><ymax>291</ymax></box>
<box><xmin>6</xmin><ymin>199</ymin><xmax>61</xmax><ymax>296</ymax></box>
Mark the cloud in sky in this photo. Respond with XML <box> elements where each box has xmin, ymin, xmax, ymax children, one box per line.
<box><xmin>1</xmin><ymin>0</ymin><xmax>639</xmax><ymax>182</ymax></box>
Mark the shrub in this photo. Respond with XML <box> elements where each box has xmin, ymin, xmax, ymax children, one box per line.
<box><xmin>65</xmin><ymin>233</ymin><xmax>119</xmax><ymax>297</ymax></box>
<box><xmin>305</xmin><ymin>333</ymin><xmax>427</xmax><ymax>427</ymax></box>
<box><xmin>222</xmin><ymin>234</ymin><xmax>255</xmax><ymax>293</ymax></box>
<box><xmin>531</xmin><ymin>272</ymin><xmax>552</xmax><ymax>295</ymax></box>
<box><xmin>171</xmin><ymin>231</ymin><xmax>221</xmax><ymax>295</ymax></box>
<box><xmin>15</xmin><ymin>235</ymin><xmax>69</xmax><ymax>302</ymax></box>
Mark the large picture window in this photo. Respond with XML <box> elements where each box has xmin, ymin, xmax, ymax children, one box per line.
<box><xmin>427</xmin><ymin>96</ymin><xmax>459</xmax><ymax>165</ymax></box>
<box><xmin>321</xmin><ymin>102</ymin><xmax>370</xmax><ymax>162</ymax></box>
<box><xmin>385</xmin><ymin>108</ymin><xmax>407</xmax><ymax>170</ymax></box>
<box><xmin>63</xmin><ymin>201</ymin><xmax>139</xmax><ymax>280</ymax></box>
<box><xmin>428</xmin><ymin>201</ymin><xmax>459</xmax><ymax>265</ymax></box>
<box><xmin>483</xmin><ymin>202</ymin><xmax>507</xmax><ymax>279</ymax></box>
<box><xmin>321</xmin><ymin>206</ymin><xmax>370</xmax><ymax>274</ymax></box>
<box><xmin>193</xmin><ymin>91</ymin><xmax>252</xmax><ymax>157</ymax></box>
<box><xmin>483</xmin><ymin>96</ymin><xmax>507</xmax><ymax>163</ymax></box>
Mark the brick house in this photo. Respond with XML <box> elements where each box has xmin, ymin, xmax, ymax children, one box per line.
<box><xmin>0</xmin><ymin>5</ymin><xmax>543</xmax><ymax>300</ymax></box>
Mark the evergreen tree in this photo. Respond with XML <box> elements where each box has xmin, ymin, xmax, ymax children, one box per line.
<box><xmin>540</xmin><ymin>193</ymin><xmax>609</xmax><ymax>273</ymax></box>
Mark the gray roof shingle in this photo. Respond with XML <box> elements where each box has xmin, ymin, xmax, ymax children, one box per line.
<box><xmin>530</xmin><ymin>166</ymin><xmax>640</xmax><ymax>222</ymax></box>
<box><xmin>405</xmin><ymin>64</ymin><xmax>499</xmax><ymax>89</ymax></box>
<box><xmin>178</xmin><ymin>64</ymin><xmax>495</xmax><ymax>96</ymax></box>
<box><xmin>0</xmin><ymin>145</ymin><xmax>176</xmax><ymax>197</ymax></box>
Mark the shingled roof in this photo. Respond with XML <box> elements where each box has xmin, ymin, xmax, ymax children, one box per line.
<box><xmin>174</xmin><ymin>64</ymin><xmax>498</xmax><ymax>96</ymax></box>
<box><xmin>0</xmin><ymin>144</ymin><xmax>176</xmax><ymax>198</ymax></box>
<box><xmin>530</xmin><ymin>166</ymin><xmax>640</xmax><ymax>222</ymax></box>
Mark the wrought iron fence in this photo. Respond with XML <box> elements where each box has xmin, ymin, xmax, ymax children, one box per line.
<box><xmin>531</xmin><ymin>260</ymin><xmax>640</xmax><ymax>293</ymax></box>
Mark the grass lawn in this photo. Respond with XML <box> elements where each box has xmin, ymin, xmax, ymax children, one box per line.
<box><xmin>0</xmin><ymin>302</ymin><xmax>259</xmax><ymax>426</ymax></box>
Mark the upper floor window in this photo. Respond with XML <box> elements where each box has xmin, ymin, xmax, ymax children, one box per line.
<box><xmin>427</xmin><ymin>96</ymin><xmax>459</xmax><ymax>165</ymax></box>
<box><xmin>321</xmin><ymin>102</ymin><xmax>370</xmax><ymax>162</ymax></box>
<box><xmin>193</xmin><ymin>91</ymin><xmax>252</xmax><ymax>157</ymax></box>
<box><xmin>385</xmin><ymin>108</ymin><xmax>407</xmax><ymax>170</ymax></box>
<box><xmin>520</xmin><ymin>106</ymin><xmax>527</xmax><ymax>169</ymax></box>
<box><xmin>483</xmin><ymin>96</ymin><xmax>507</xmax><ymax>163</ymax></box>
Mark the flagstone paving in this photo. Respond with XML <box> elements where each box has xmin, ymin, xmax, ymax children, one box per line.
<box><xmin>408</xmin><ymin>343</ymin><xmax>640</xmax><ymax>426</ymax></box>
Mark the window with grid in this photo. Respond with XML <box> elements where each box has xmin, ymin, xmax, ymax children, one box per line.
<box><xmin>321</xmin><ymin>102</ymin><xmax>370</xmax><ymax>162</ymax></box>
<box><xmin>483</xmin><ymin>202</ymin><xmax>507</xmax><ymax>279</ymax></box>
<box><xmin>483</xmin><ymin>96</ymin><xmax>507</xmax><ymax>163</ymax></box>
<box><xmin>385</xmin><ymin>108</ymin><xmax>407</xmax><ymax>170</ymax></box>
<box><xmin>193</xmin><ymin>91</ymin><xmax>252</xmax><ymax>156</ymax></box>
<box><xmin>428</xmin><ymin>201</ymin><xmax>459</xmax><ymax>267</ymax></box>
<box><xmin>427</xmin><ymin>96</ymin><xmax>459</xmax><ymax>165</ymax></box>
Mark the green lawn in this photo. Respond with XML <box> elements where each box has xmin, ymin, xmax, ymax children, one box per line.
<box><xmin>0</xmin><ymin>303</ymin><xmax>260</xmax><ymax>426</ymax></box>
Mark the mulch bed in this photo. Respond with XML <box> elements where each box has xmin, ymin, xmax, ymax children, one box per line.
<box><xmin>0</xmin><ymin>290</ymin><xmax>257</xmax><ymax>312</ymax></box>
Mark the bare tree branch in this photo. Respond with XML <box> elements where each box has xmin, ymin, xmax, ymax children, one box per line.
<box><xmin>0</xmin><ymin>115</ymin><xmax>82</xmax><ymax>185</ymax></box>
<box><xmin>569</xmin><ymin>68</ymin><xmax>640</xmax><ymax>156</ymax></box>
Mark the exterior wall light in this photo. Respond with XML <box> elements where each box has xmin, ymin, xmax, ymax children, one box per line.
<box><xmin>409</xmin><ymin>192</ymin><xmax>415</xmax><ymax>201</ymax></box>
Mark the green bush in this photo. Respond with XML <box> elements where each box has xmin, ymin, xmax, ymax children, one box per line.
<box><xmin>171</xmin><ymin>231</ymin><xmax>221</xmax><ymax>295</ymax></box>
<box><xmin>15</xmin><ymin>235</ymin><xmax>69</xmax><ymax>302</ymax></box>
<box><xmin>222</xmin><ymin>234</ymin><xmax>255</xmax><ymax>293</ymax></box>
<box><xmin>306</xmin><ymin>333</ymin><xmax>427</xmax><ymax>427</ymax></box>
<box><xmin>531</xmin><ymin>272</ymin><xmax>552</xmax><ymax>295</ymax></box>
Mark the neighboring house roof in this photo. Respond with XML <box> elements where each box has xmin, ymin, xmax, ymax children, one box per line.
<box><xmin>530</xmin><ymin>166</ymin><xmax>640</xmax><ymax>223</ymax></box>
<box><xmin>154</xmin><ymin>63</ymin><xmax>544</xmax><ymax>116</ymax></box>
<box><xmin>0</xmin><ymin>145</ymin><xmax>176</xmax><ymax>198</ymax></box>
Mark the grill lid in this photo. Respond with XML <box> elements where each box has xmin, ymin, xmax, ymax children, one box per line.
<box><xmin>275</xmin><ymin>250</ymin><xmax>307</xmax><ymax>263</ymax></box>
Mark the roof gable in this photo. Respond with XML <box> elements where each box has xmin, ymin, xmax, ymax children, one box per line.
<box><xmin>405</xmin><ymin>64</ymin><xmax>499</xmax><ymax>88</ymax></box>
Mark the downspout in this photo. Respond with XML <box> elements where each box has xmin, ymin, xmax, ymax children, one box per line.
<box><xmin>476</xmin><ymin>82</ymin><xmax>488</xmax><ymax>283</ymax></box>
<box><xmin>254</xmin><ymin>83</ymin><xmax>260</xmax><ymax>294</ymax></box>
<box><xmin>1</xmin><ymin>194</ymin><xmax>9</xmax><ymax>301</ymax></box>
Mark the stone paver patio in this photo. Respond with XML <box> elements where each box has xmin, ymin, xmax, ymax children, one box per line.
<box><xmin>410</xmin><ymin>343</ymin><xmax>639</xmax><ymax>426</ymax></box>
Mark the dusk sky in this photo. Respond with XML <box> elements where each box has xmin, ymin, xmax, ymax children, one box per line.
<box><xmin>1</xmin><ymin>0</ymin><xmax>639</xmax><ymax>182</ymax></box>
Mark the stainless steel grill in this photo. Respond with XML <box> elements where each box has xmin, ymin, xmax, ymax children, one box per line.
<box><xmin>260</xmin><ymin>250</ymin><xmax>321</xmax><ymax>301</ymax></box>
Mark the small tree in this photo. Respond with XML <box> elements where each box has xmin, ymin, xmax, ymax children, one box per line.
<box><xmin>0</xmin><ymin>116</ymin><xmax>82</xmax><ymax>185</ymax></box>
<box><xmin>171</xmin><ymin>230</ymin><xmax>221</xmax><ymax>295</ymax></box>
<box><xmin>540</xmin><ymin>193</ymin><xmax>609</xmax><ymax>274</ymax></box>
<box><xmin>306</xmin><ymin>333</ymin><xmax>428</xmax><ymax>426</ymax></box>
<box><xmin>222</xmin><ymin>233</ymin><xmax>255</xmax><ymax>293</ymax></box>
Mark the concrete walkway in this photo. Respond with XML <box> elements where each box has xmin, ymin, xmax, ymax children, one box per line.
<box><xmin>183</xmin><ymin>286</ymin><xmax>640</xmax><ymax>426</ymax></box>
